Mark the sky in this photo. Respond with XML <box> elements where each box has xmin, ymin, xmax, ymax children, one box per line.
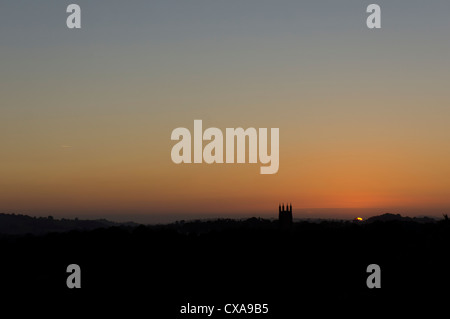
<box><xmin>1</xmin><ymin>1</ymin><xmax>450</xmax><ymax>223</ymax></box>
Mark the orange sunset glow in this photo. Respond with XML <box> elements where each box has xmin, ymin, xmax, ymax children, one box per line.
<box><xmin>2</xmin><ymin>1</ymin><xmax>450</xmax><ymax>223</ymax></box>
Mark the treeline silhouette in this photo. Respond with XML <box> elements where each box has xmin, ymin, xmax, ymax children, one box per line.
<box><xmin>1</xmin><ymin>214</ymin><xmax>449</xmax><ymax>317</ymax></box>
<box><xmin>0</xmin><ymin>213</ymin><xmax>138</xmax><ymax>235</ymax></box>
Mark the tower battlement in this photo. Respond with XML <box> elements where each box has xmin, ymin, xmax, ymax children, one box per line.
<box><xmin>278</xmin><ymin>203</ymin><xmax>293</xmax><ymax>227</ymax></box>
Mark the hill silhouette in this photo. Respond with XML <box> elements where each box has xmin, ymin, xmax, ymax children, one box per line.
<box><xmin>0</xmin><ymin>212</ymin><xmax>440</xmax><ymax>235</ymax></box>
<box><xmin>0</xmin><ymin>212</ymin><xmax>449</xmax><ymax>316</ymax></box>
<box><xmin>0</xmin><ymin>213</ymin><xmax>138</xmax><ymax>235</ymax></box>
<box><xmin>365</xmin><ymin>213</ymin><xmax>436</xmax><ymax>223</ymax></box>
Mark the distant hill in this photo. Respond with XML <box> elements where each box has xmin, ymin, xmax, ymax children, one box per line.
<box><xmin>365</xmin><ymin>213</ymin><xmax>436</xmax><ymax>224</ymax></box>
<box><xmin>0</xmin><ymin>213</ymin><xmax>139</xmax><ymax>235</ymax></box>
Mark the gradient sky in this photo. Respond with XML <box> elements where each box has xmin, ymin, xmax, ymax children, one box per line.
<box><xmin>1</xmin><ymin>1</ymin><xmax>450</xmax><ymax>222</ymax></box>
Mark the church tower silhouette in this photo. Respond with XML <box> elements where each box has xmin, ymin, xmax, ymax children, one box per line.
<box><xmin>279</xmin><ymin>203</ymin><xmax>293</xmax><ymax>227</ymax></box>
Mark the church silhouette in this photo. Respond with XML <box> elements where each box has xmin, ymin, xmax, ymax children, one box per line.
<box><xmin>279</xmin><ymin>203</ymin><xmax>293</xmax><ymax>227</ymax></box>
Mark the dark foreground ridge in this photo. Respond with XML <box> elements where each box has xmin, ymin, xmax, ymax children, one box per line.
<box><xmin>1</xmin><ymin>213</ymin><xmax>449</xmax><ymax>316</ymax></box>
